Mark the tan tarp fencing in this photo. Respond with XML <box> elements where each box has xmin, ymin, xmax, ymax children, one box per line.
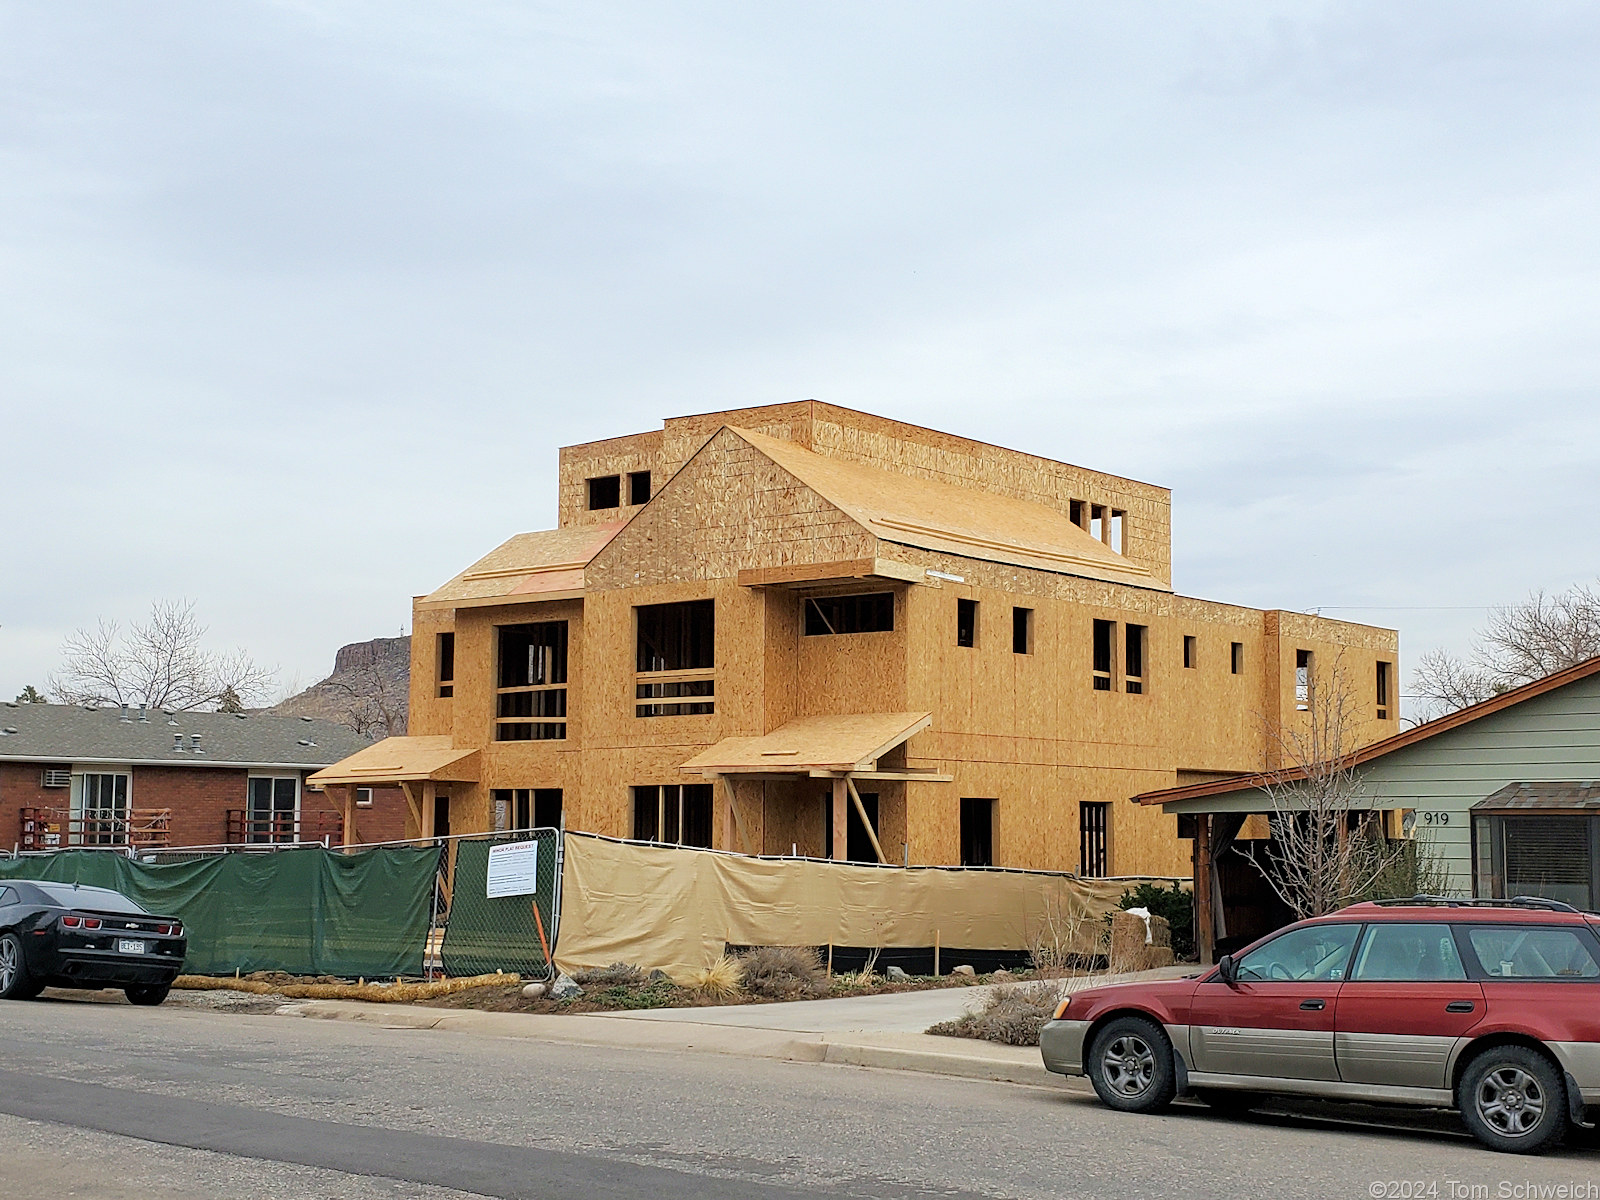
<box><xmin>555</xmin><ymin>832</ymin><xmax>1187</xmax><ymax>982</ymax></box>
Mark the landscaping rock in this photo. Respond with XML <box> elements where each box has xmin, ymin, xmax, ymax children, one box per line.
<box><xmin>520</xmin><ymin>982</ymin><xmax>547</xmax><ymax>1000</ymax></box>
<box><xmin>885</xmin><ymin>965</ymin><xmax>909</xmax><ymax>981</ymax></box>
<box><xmin>951</xmin><ymin>964</ymin><xmax>976</xmax><ymax>977</ymax></box>
<box><xmin>549</xmin><ymin>974</ymin><xmax>583</xmax><ymax>1000</ymax></box>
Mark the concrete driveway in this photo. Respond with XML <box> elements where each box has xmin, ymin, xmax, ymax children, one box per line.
<box><xmin>589</xmin><ymin>966</ymin><xmax>1197</xmax><ymax>1034</ymax></box>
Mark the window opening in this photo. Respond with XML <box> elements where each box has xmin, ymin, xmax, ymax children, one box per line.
<box><xmin>1231</xmin><ymin>641</ymin><xmax>1244</xmax><ymax>675</ymax></box>
<box><xmin>627</xmin><ymin>470</ymin><xmax>651</xmax><ymax>505</ymax></box>
<box><xmin>1012</xmin><ymin>607</ymin><xmax>1033</xmax><ymax>655</ymax></box>
<box><xmin>587</xmin><ymin>474</ymin><xmax>621</xmax><ymax>510</ymax></box>
<box><xmin>1296</xmin><ymin>649</ymin><xmax>1314</xmax><ymax>710</ymax></box>
<box><xmin>804</xmin><ymin>592</ymin><xmax>893</xmax><ymax>636</ymax></box>
<box><xmin>1376</xmin><ymin>661</ymin><xmax>1392</xmax><ymax>720</ymax></box>
<box><xmin>822</xmin><ymin>790</ymin><xmax>880</xmax><ymax>862</ymax></box>
<box><xmin>1183</xmin><ymin>635</ymin><xmax>1197</xmax><ymax>669</ymax></box>
<box><xmin>636</xmin><ymin>600</ymin><xmax>715</xmax><ymax>716</ymax></box>
<box><xmin>956</xmin><ymin>598</ymin><xmax>978</xmax><ymax>648</ymax></box>
<box><xmin>491</xmin><ymin>788</ymin><xmax>563</xmax><ymax>833</ymax></box>
<box><xmin>495</xmin><ymin>622</ymin><xmax>568</xmax><ymax>740</ymax></box>
<box><xmin>1124</xmin><ymin>624</ymin><xmax>1146</xmax><ymax>694</ymax></box>
<box><xmin>1109</xmin><ymin>509</ymin><xmax>1125</xmax><ymax>554</ymax></box>
<box><xmin>1092</xmin><ymin>619</ymin><xmax>1114</xmax><ymax>690</ymax></box>
<box><xmin>1080</xmin><ymin>801</ymin><xmax>1109</xmax><ymax>876</ymax></box>
<box><xmin>961</xmin><ymin>797</ymin><xmax>995</xmax><ymax>866</ymax></box>
<box><xmin>632</xmin><ymin>784</ymin><xmax>713</xmax><ymax>847</ymax></box>
<box><xmin>436</xmin><ymin>632</ymin><xmax>455</xmax><ymax>699</ymax></box>
<box><xmin>1089</xmin><ymin>504</ymin><xmax>1106</xmax><ymax>543</ymax></box>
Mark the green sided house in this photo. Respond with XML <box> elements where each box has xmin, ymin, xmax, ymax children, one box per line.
<box><xmin>1136</xmin><ymin>656</ymin><xmax>1600</xmax><ymax>963</ymax></box>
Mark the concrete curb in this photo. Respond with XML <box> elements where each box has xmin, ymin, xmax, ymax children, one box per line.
<box><xmin>276</xmin><ymin>999</ymin><xmax>1077</xmax><ymax>1088</ymax></box>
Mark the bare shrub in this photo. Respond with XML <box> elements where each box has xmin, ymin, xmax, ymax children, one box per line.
<box><xmin>928</xmin><ymin>981</ymin><xmax>1063</xmax><ymax>1047</ymax></box>
<box><xmin>572</xmin><ymin>962</ymin><xmax>649</xmax><ymax>988</ymax></box>
<box><xmin>686</xmin><ymin>955</ymin><xmax>742</xmax><ymax>1000</ymax></box>
<box><xmin>737</xmin><ymin>946</ymin><xmax>828</xmax><ymax>1000</ymax></box>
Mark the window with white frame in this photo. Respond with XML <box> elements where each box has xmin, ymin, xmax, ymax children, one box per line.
<box><xmin>70</xmin><ymin>770</ymin><xmax>130</xmax><ymax>846</ymax></box>
<box><xmin>247</xmin><ymin>776</ymin><xmax>300</xmax><ymax>843</ymax></box>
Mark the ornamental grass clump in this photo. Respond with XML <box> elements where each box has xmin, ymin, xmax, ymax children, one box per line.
<box><xmin>686</xmin><ymin>954</ymin><xmax>743</xmax><ymax>1000</ymax></box>
<box><xmin>737</xmin><ymin>945</ymin><xmax>829</xmax><ymax>1000</ymax></box>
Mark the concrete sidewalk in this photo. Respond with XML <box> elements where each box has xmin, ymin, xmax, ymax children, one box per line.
<box><xmin>277</xmin><ymin>965</ymin><xmax>1197</xmax><ymax>1088</ymax></box>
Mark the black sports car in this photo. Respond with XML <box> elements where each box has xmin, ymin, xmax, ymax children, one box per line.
<box><xmin>0</xmin><ymin>880</ymin><xmax>187</xmax><ymax>1005</ymax></box>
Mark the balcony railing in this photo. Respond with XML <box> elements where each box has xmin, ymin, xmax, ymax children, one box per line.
<box><xmin>18</xmin><ymin>807</ymin><xmax>172</xmax><ymax>850</ymax></box>
<box><xmin>224</xmin><ymin>809</ymin><xmax>346</xmax><ymax>845</ymax></box>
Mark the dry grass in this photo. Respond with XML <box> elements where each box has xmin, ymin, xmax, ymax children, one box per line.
<box><xmin>172</xmin><ymin>972</ymin><xmax>519</xmax><ymax>1003</ymax></box>
<box><xmin>738</xmin><ymin>945</ymin><xmax>829</xmax><ymax>1000</ymax></box>
<box><xmin>572</xmin><ymin>962</ymin><xmax>651</xmax><ymax>988</ymax></box>
<box><xmin>685</xmin><ymin>954</ymin><xmax>743</xmax><ymax>1000</ymax></box>
<box><xmin>926</xmin><ymin>981</ymin><xmax>1064</xmax><ymax>1047</ymax></box>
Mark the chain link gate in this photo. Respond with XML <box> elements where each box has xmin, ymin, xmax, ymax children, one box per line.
<box><xmin>433</xmin><ymin>828</ymin><xmax>562</xmax><ymax>981</ymax></box>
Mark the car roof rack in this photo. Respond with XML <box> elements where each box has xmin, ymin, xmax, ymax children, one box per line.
<box><xmin>1370</xmin><ymin>893</ymin><xmax>1583</xmax><ymax>914</ymax></box>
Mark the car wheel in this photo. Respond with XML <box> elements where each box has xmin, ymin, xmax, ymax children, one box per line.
<box><xmin>1458</xmin><ymin>1046</ymin><xmax>1567</xmax><ymax>1154</ymax></box>
<box><xmin>1087</xmin><ymin>1015</ymin><xmax>1176</xmax><ymax>1114</ymax></box>
<box><xmin>124</xmin><ymin>983</ymin><xmax>171</xmax><ymax>1007</ymax></box>
<box><xmin>0</xmin><ymin>932</ymin><xmax>41</xmax><ymax>1000</ymax></box>
<box><xmin>1194</xmin><ymin>1088</ymin><xmax>1264</xmax><ymax>1114</ymax></box>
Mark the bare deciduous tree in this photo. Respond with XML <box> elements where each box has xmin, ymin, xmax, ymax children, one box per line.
<box><xmin>49</xmin><ymin>599</ymin><xmax>275</xmax><ymax>713</ymax></box>
<box><xmin>1413</xmin><ymin>581</ymin><xmax>1600</xmax><ymax>720</ymax></box>
<box><xmin>1245</xmin><ymin>655</ymin><xmax>1406</xmax><ymax>920</ymax></box>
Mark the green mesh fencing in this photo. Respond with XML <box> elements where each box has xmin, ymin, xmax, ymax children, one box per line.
<box><xmin>438</xmin><ymin>830</ymin><xmax>560</xmax><ymax>979</ymax></box>
<box><xmin>0</xmin><ymin>845</ymin><xmax>440</xmax><ymax>979</ymax></box>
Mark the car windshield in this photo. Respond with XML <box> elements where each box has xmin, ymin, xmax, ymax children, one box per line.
<box><xmin>32</xmin><ymin>883</ymin><xmax>148</xmax><ymax>914</ymax></box>
<box><xmin>1235</xmin><ymin>923</ymin><xmax>1360</xmax><ymax>982</ymax></box>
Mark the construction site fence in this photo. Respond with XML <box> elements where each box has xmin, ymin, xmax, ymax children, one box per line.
<box><xmin>0</xmin><ymin>844</ymin><xmax>439</xmax><ymax>978</ymax></box>
<box><xmin>553</xmin><ymin>831</ymin><xmax>1190</xmax><ymax>983</ymax></box>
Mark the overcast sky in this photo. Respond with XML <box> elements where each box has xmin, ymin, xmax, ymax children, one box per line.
<box><xmin>3</xmin><ymin>2</ymin><xmax>1598</xmax><ymax>715</ymax></box>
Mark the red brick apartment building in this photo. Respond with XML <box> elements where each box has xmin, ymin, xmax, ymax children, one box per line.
<box><xmin>0</xmin><ymin>702</ymin><xmax>404</xmax><ymax>852</ymax></box>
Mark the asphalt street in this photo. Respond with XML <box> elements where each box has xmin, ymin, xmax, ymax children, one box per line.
<box><xmin>0</xmin><ymin>991</ymin><xmax>1596</xmax><ymax>1200</ymax></box>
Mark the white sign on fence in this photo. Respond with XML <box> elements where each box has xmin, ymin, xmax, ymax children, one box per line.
<box><xmin>486</xmin><ymin>840</ymin><xmax>540</xmax><ymax>899</ymax></box>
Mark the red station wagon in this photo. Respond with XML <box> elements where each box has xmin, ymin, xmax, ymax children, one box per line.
<box><xmin>1040</xmin><ymin>897</ymin><xmax>1600</xmax><ymax>1153</ymax></box>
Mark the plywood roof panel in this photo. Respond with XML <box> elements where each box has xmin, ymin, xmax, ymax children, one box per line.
<box><xmin>681</xmin><ymin>711</ymin><xmax>932</xmax><ymax>773</ymax></box>
<box><xmin>308</xmin><ymin>735</ymin><xmax>480</xmax><ymax>785</ymax></box>
<box><xmin>732</xmin><ymin>429</ymin><xmax>1161</xmax><ymax>588</ymax></box>
<box><xmin>419</xmin><ymin>522</ymin><xmax>626</xmax><ymax>609</ymax></box>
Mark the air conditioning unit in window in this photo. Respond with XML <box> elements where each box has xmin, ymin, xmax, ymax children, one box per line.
<box><xmin>42</xmin><ymin>769</ymin><xmax>71</xmax><ymax>788</ymax></box>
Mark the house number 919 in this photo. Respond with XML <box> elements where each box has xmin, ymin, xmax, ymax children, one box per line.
<box><xmin>1420</xmin><ymin>811</ymin><xmax>1451</xmax><ymax>825</ymax></box>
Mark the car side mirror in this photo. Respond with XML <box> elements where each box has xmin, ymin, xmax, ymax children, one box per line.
<box><xmin>1217</xmin><ymin>953</ymin><xmax>1238</xmax><ymax>985</ymax></box>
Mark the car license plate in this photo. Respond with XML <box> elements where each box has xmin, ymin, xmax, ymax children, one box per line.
<box><xmin>117</xmin><ymin>938</ymin><xmax>147</xmax><ymax>955</ymax></box>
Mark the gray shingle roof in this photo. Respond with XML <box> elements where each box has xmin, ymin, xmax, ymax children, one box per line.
<box><xmin>0</xmin><ymin>703</ymin><xmax>377</xmax><ymax>768</ymax></box>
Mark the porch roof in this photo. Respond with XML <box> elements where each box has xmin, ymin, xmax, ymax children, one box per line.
<box><xmin>307</xmin><ymin>736</ymin><xmax>480</xmax><ymax>786</ymax></box>
<box><xmin>1473</xmin><ymin>781</ymin><xmax>1600</xmax><ymax>812</ymax></box>
<box><xmin>680</xmin><ymin>712</ymin><xmax>936</xmax><ymax>776</ymax></box>
<box><xmin>415</xmin><ymin>521</ymin><xmax>627</xmax><ymax>611</ymax></box>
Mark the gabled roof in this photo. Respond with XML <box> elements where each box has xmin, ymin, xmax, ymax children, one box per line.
<box><xmin>1136</xmin><ymin>655</ymin><xmax>1600</xmax><ymax>807</ymax></box>
<box><xmin>418</xmin><ymin>521</ymin><xmax>626</xmax><ymax>610</ymax></box>
<box><xmin>680</xmin><ymin>712</ymin><xmax>933</xmax><ymax>774</ymax></box>
<box><xmin>733</xmin><ymin>428</ymin><xmax>1159</xmax><ymax>587</ymax></box>
<box><xmin>0</xmin><ymin>704</ymin><xmax>377</xmax><ymax>769</ymax></box>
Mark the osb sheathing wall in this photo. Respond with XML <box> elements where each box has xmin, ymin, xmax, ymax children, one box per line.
<box><xmin>407</xmin><ymin>404</ymin><xmax>1397</xmax><ymax>878</ymax></box>
<box><xmin>558</xmin><ymin>401</ymin><xmax>1172</xmax><ymax>585</ymax></box>
<box><xmin>408</xmin><ymin>603</ymin><xmax>455</xmax><ymax>738</ymax></box>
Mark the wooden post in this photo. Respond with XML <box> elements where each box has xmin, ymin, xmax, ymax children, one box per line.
<box><xmin>340</xmin><ymin>785</ymin><xmax>358</xmax><ymax>852</ymax></box>
<box><xmin>718</xmin><ymin>775</ymin><xmax>734</xmax><ymax>851</ymax></box>
<box><xmin>399</xmin><ymin>781</ymin><xmax>423</xmax><ymax>843</ymax></box>
<box><xmin>831</xmin><ymin>776</ymin><xmax>847</xmax><ymax>862</ymax></box>
<box><xmin>1195</xmin><ymin>814</ymin><xmax>1214</xmax><ymax>966</ymax></box>
<box><xmin>422</xmin><ymin>781</ymin><xmax>437</xmax><ymax>840</ymax></box>
<box><xmin>845</xmin><ymin>776</ymin><xmax>887</xmax><ymax>864</ymax></box>
<box><xmin>934</xmin><ymin>928</ymin><xmax>941</xmax><ymax>977</ymax></box>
